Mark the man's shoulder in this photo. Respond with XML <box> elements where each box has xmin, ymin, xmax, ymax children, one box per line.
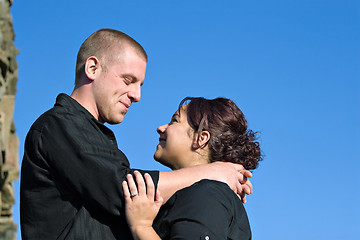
<box><xmin>30</xmin><ymin>94</ymin><xmax>88</xmax><ymax>130</ymax></box>
<box><xmin>29</xmin><ymin>107</ymin><xmax>71</xmax><ymax>134</ymax></box>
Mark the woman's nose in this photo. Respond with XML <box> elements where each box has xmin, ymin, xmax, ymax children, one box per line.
<box><xmin>157</xmin><ymin>124</ymin><xmax>168</xmax><ymax>134</ymax></box>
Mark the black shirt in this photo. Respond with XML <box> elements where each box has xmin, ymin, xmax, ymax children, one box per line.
<box><xmin>20</xmin><ymin>93</ymin><xmax>159</xmax><ymax>240</ymax></box>
<box><xmin>153</xmin><ymin>179</ymin><xmax>251</xmax><ymax>240</ymax></box>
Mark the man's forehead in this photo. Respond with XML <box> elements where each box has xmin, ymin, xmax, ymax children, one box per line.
<box><xmin>117</xmin><ymin>43</ymin><xmax>146</xmax><ymax>60</ymax></box>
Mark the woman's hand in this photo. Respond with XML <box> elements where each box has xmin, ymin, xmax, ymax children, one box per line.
<box><xmin>122</xmin><ymin>171</ymin><xmax>163</xmax><ymax>239</ymax></box>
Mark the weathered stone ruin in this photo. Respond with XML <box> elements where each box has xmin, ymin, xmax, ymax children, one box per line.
<box><xmin>0</xmin><ymin>0</ymin><xmax>19</xmax><ymax>239</ymax></box>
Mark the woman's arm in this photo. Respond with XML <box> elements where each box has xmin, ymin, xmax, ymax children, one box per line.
<box><xmin>122</xmin><ymin>171</ymin><xmax>163</xmax><ymax>240</ymax></box>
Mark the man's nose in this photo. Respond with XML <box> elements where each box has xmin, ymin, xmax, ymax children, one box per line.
<box><xmin>128</xmin><ymin>84</ymin><xmax>141</xmax><ymax>103</ymax></box>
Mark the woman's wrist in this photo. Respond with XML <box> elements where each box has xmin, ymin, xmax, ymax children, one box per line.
<box><xmin>131</xmin><ymin>226</ymin><xmax>161</xmax><ymax>240</ymax></box>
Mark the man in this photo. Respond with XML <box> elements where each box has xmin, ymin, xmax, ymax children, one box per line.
<box><xmin>20</xmin><ymin>29</ymin><xmax>252</xmax><ymax>239</ymax></box>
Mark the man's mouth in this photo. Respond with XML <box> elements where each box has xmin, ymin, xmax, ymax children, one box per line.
<box><xmin>120</xmin><ymin>102</ymin><xmax>130</xmax><ymax>111</ymax></box>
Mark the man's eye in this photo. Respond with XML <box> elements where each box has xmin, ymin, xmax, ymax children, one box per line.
<box><xmin>124</xmin><ymin>78</ymin><xmax>131</xmax><ymax>85</ymax></box>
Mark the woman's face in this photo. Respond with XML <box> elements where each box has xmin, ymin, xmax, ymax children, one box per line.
<box><xmin>153</xmin><ymin>106</ymin><xmax>195</xmax><ymax>170</ymax></box>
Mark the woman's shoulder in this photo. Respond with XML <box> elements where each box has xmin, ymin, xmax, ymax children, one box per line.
<box><xmin>182</xmin><ymin>179</ymin><xmax>236</xmax><ymax>197</ymax></box>
<box><xmin>155</xmin><ymin>179</ymin><xmax>251</xmax><ymax>239</ymax></box>
<box><xmin>171</xmin><ymin>179</ymin><xmax>241</xmax><ymax>210</ymax></box>
<box><xmin>178</xmin><ymin>180</ymin><xmax>251</xmax><ymax>237</ymax></box>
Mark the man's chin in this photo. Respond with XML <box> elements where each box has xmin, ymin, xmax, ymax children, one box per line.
<box><xmin>107</xmin><ymin>120</ymin><xmax>122</xmax><ymax>125</ymax></box>
<box><xmin>107</xmin><ymin>115</ymin><xmax>125</xmax><ymax>124</ymax></box>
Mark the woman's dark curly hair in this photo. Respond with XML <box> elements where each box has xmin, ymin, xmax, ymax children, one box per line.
<box><xmin>179</xmin><ymin>97</ymin><xmax>263</xmax><ymax>170</ymax></box>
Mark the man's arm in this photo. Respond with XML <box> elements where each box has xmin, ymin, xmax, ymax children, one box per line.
<box><xmin>158</xmin><ymin>162</ymin><xmax>252</xmax><ymax>203</ymax></box>
<box><xmin>31</xmin><ymin>111</ymin><xmax>159</xmax><ymax>216</ymax></box>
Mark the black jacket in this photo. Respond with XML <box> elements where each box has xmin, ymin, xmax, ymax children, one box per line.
<box><xmin>20</xmin><ymin>93</ymin><xmax>159</xmax><ymax>240</ymax></box>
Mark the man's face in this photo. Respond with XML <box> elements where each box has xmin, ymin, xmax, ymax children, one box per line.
<box><xmin>93</xmin><ymin>47</ymin><xmax>147</xmax><ymax>124</ymax></box>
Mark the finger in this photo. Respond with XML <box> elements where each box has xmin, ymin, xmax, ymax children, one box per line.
<box><xmin>242</xmin><ymin>183</ymin><xmax>251</xmax><ymax>195</ymax></box>
<box><xmin>237</xmin><ymin>171</ymin><xmax>247</xmax><ymax>184</ymax></box>
<box><xmin>236</xmin><ymin>191</ymin><xmax>245</xmax><ymax>201</ymax></box>
<box><xmin>243</xmin><ymin>177</ymin><xmax>253</xmax><ymax>194</ymax></box>
<box><xmin>238</xmin><ymin>170</ymin><xmax>252</xmax><ymax>184</ymax></box>
<box><xmin>242</xmin><ymin>194</ymin><xmax>247</xmax><ymax>204</ymax></box>
<box><xmin>144</xmin><ymin>173</ymin><xmax>155</xmax><ymax>199</ymax></box>
<box><xmin>232</xmin><ymin>163</ymin><xmax>245</xmax><ymax>172</ymax></box>
<box><xmin>122</xmin><ymin>181</ymin><xmax>131</xmax><ymax>201</ymax></box>
<box><xmin>126</xmin><ymin>173</ymin><xmax>139</xmax><ymax>197</ymax></box>
<box><xmin>134</xmin><ymin>171</ymin><xmax>146</xmax><ymax>196</ymax></box>
<box><xmin>236</xmin><ymin>193</ymin><xmax>241</xmax><ymax>201</ymax></box>
<box><xmin>236</xmin><ymin>181</ymin><xmax>242</xmax><ymax>197</ymax></box>
<box><xmin>242</xmin><ymin>170</ymin><xmax>252</xmax><ymax>179</ymax></box>
<box><xmin>155</xmin><ymin>189</ymin><xmax>164</xmax><ymax>206</ymax></box>
<box><xmin>238</xmin><ymin>170</ymin><xmax>252</xmax><ymax>195</ymax></box>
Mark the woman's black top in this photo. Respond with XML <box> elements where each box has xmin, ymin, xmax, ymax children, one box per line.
<box><xmin>153</xmin><ymin>179</ymin><xmax>252</xmax><ymax>240</ymax></box>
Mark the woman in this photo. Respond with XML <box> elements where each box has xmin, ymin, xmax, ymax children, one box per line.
<box><xmin>122</xmin><ymin>97</ymin><xmax>263</xmax><ymax>240</ymax></box>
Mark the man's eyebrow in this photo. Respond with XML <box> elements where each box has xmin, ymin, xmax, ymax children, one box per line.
<box><xmin>122</xmin><ymin>74</ymin><xmax>144</xmax><ymax>86</ymax></box>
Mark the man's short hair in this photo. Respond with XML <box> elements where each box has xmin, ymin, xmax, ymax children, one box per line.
<box><xmin>75</xmin><ymin>28</ymin><xmax>148</xmax><ymax>84</ymax></box>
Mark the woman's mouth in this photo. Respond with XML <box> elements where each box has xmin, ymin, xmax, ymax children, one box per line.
<box><xmin>159</xmin><ymin>137</ymin><xmax>166</xmax><ymax>145</ymax></box>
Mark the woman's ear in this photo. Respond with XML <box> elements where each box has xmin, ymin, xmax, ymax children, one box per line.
<box><xmin>193</xmin><ymin>130</ymin><xmax>210</xmax><ymax>149</ymax></box>
<box><xmin>84</xmin><ymin>56</ymin><xmax>101</xmax><ymax>81</ymax></box>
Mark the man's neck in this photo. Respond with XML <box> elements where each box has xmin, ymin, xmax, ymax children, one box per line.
<box><xmin>70</xmin><ymin>87</ymin><xmax>100</xmax><ymax>122</ymax></box>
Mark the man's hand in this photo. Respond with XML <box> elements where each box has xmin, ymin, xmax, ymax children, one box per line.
<box><xmin>209</xmin><ymin>162</ymin><xmax>253</xmax><ymax>203</ymax></box>
<box><xmin>237</xmin><ymin>169</ymin><xmax>253</xmax><ymax>203</ymax></box>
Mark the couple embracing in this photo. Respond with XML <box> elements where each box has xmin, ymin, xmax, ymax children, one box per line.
<box><xmin>20</xmin><ymin>28</ymin><xmax>262</xmax><ymax>240</ymax></box>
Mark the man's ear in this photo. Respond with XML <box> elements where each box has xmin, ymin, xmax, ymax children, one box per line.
<box><xmin>84</xmin><ymin>56</ymin><xmax>101</xmax><ymax>80</ymax></box>
<box><xmin>193</xmin><ymin>130</ymin><xmax>211</xmax><ymax>149</ymax></box>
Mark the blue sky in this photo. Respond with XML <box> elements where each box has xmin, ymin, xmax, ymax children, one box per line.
<box><xmin>11</xmin><ymin>0</ymin><xmax>359</xmax><ymax>239</ymax></box>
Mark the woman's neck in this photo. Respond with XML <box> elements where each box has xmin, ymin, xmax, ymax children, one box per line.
<box><xmin>173</xmin><ymin>151</ymin><xmax>210</xmax><ymax>170</ymax></box>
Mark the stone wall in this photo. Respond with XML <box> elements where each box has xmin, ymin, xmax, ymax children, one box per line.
<box><xmin>0</xmin><ymin>0</ymin><xmax>19</xmax><ymax>239</ymax></box>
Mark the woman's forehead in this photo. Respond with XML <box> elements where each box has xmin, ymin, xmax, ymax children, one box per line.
<box><xmin>176</xmin><ymin>104</ymin><xmax>188</xmax><ymax>117</ymax></box>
